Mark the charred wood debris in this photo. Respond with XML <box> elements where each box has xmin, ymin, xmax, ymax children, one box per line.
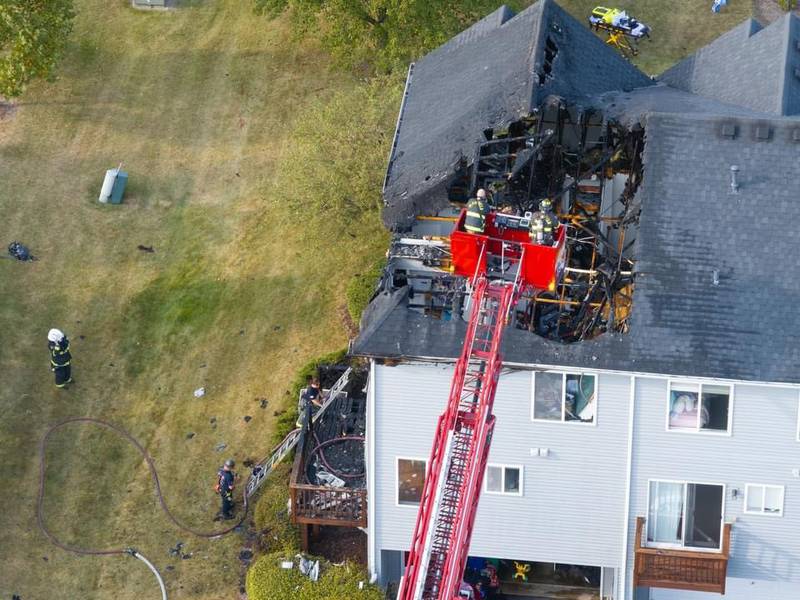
<box><xmin>385</xmin><ymin>99</ymin><xmax>644</xmax><ymax>343</ymax></box>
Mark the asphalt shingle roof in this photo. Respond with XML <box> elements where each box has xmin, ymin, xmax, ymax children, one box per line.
<box><xmin>660</xmin><ymin>14</ymin><xmax>800</xmax><ymax>117</ymax></box>
<box><xmin>382</xmin><ymin>0</ymin><xmax>652</xmax><ymax>230</ymax></box>
<box><xmin>356</xmin><ymin>107</ymin><xmax>800</xmax><ymax>384</ymax></box>
<box><xmin>358</xmin><ymin>4</ymin><xmax>800</xmax><ymax>384</ymax></box>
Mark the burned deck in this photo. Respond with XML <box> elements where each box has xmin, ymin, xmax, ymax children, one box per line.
<box><xmin>290</xmin><ymin>367</ymin><xmax>367</xmax><ymax>540</ymax></box>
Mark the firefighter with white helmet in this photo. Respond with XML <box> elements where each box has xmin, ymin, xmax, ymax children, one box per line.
<box><xmin>47</xmin><ymin>328</ymin><xmax>73</xmax><ymax>388</ymax></box>
<box><xmin>464</xmin><ymin>188</ymin><xmax>491</xmax><ymax>234</ymax></box>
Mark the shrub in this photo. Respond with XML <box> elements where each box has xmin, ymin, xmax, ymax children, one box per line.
<box><xmin>269</xmin><ymin>76</ymin><xmax>402</xmax><ymax>226</ymax></box>
<box><xmin>246</xmin><ymin>552</ymin><xmax>383</xmax><ymax>600</ymax></box>
<box><xmin>252</xmin><ymin>463</ymin><xmax>300</xmax><ymax>554</ymax></box>
<box><xmin>346</xmin><ymin>257</ymin><xmax>387</xmax><ymax>324</ymax></box>
<box><xmin>271</xmin><ymin>348</ymin><xmax>348</xmax><ymax>446</ymax></box>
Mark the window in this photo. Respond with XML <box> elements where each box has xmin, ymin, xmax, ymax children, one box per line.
<box><xmin>532</xmin><ymin>371</ymin><xmax>596</xmax><ymax>423</ymax></box>
<box><xmin>667</xmin><ymin>381</ymin><xmax>731</xmax><ymax>433</ymax></box>
<box><xmin>647</xmin><ymin>480</ymin><xmax>725</xmax><ymax>550</ymax></box>
<box><xmin>397</xmin><ymin>458</ymin><xmax>426</xmax><ymax>506</ymax></box>
<box><xmin>485</xmin><ymin>464</ymin><xmax>522</xmax><ymax>496</ymax></box>
<box><xmin>744</xmin><ymin>484</ymin><xmax>784</xmax><ymax>516</ymax></box>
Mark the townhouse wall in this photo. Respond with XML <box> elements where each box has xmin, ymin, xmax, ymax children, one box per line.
<box><xmin>369</xmin><ymin>361</ymin><xmax>631</xmax><ymax>583</ymax></box>
<box><xmin>626</xmin><ymin>378</ymin><xmax>800</xmax><ymax>600</ymax></box>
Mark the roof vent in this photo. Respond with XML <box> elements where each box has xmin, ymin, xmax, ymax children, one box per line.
<box><xmin>730</xmin><ymin>165</ymin><xmax>740</xmax><ymax>194</ymax></box>
<box><xmin>796</xmin><ymin>39</ymin><xmax>800</xmax><ymax>52</ymax></box>
<box><xmin>720</xmin><ymin>122</ymin><xmax>737</xmax><ymax>139</ymax></box>
<box><xmin>753</xmin><ymin>124</ymin><xmax>771</xmax><ymax>141</ymax></box>
<box><xmin>792</xmin><ymin>129</ymin><xmax>800</xmax><ymax>143</ymax></box>
<box><xmin>795</xmin><ymin>67</ymin><xmax>800</xmax><ymax>80</ymax></box>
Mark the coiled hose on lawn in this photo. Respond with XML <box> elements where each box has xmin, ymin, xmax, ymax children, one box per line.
<box><xmin>37</xmin><ymin>417</ymin><xmax>249</xmax><ymax>599</ymax></box>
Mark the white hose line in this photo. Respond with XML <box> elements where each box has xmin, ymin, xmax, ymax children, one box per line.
<box><xmin>128</xmin><ymin>549</ymin><xmax>168</xmax><ymax>600</ymax></box>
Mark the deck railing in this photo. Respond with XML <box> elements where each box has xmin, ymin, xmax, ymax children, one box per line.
<box><xmin>289</xmin><ymin>484</ymin><xmax>367</xmax><ymax>527</ymax></box>
<box><xmin>634</xmin><ymin>516</ymin><xmax>732</xmax><ymax>595</ymax></box>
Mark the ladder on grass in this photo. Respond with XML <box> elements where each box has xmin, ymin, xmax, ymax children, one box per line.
<box><xmin>245</xmin><ymin>367</ymin><xmax>352</xmax><ymax>499</ymax></box>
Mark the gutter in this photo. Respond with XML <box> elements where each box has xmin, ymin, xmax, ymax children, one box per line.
<box><xmin>619</xmin><ymin>375</ymin><xmax>636</xmax><ymax>600</ymax></box>
<box><xmin>382</xmin><ymin>62</ymin><xmax>415</xmax><ymax>198</ymax></box>
<box><xmin>367</xmin><ymin>360</ymin><xmax>378</xmax><ymax>581</ymax></box>
<box><xmin>352</xmin><ymin>353</ymin><xmax>800</xmax><ymax>390</ymax></box>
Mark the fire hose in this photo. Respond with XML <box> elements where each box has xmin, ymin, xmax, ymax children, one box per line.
<box><xmin>308</xmin><ymin>434</ymin><xmax>365</xmax><ymax>480</ymax></box>
<box><xmin>38</xmin><ymin>417</ymin><xmax>249</xmax><ymax>599</ymax></box>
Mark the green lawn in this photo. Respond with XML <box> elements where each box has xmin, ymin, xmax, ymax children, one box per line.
<box><xmin>557</xmin><ymin>0</ymin><xmax>752</xmax><ymax>74</ymax></box>
<box><xmin>0</xmin><ymin>2</ymin><xmax>387</xmax><ymax>599</ymax></box>
<box><xmin>0</xmin><ymin>1</ymin><xmax>752</xmax><ymax>599</ymax></box>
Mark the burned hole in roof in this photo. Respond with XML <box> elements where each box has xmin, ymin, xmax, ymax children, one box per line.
<box><xmin>380</xmin><ymin>101</ymin><xmax>643</xmax><ymax>344</ymax></box>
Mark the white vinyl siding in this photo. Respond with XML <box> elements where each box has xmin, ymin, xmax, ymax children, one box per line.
<box><xmin>372</xmin><ymin>362</ymin><xmax>630</xmax><ymax>568</ymax></box>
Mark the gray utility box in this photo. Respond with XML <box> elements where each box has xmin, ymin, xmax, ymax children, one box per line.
<box><xmin>98</xmin><ymin>168</ymin><xmax>128</xmax><ymax>204</ymax></box>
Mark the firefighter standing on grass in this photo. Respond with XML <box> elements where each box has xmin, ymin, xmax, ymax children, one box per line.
<box><xmin>215</xmin><ymin>459</ymin><xmax>237</xmax><ymax>521</ymax></box>
<box><xmin>47</xmin><ymin>328</ymin><xmax>73</xmax><ymax>388</ymax></box>
<box><xmin>464</xmin><ymin>188</ymin><xmax>491</xmax><ymax>234</ymax></box>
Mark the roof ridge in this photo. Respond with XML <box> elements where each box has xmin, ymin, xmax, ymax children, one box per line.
<box><xmin>777</xmin><ymin>12</ymin><xmax>798</xmax><ymax>115</ymax></box>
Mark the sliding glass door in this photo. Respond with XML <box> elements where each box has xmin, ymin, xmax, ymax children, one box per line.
<box><xmin>647</xmin><ymin>481</ymin><xmax>724</xmax><ymax>550</ymax></box>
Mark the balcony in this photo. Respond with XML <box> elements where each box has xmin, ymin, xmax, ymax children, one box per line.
<box><xmin>634</xmin><ymin>516</ymin><xmax>732</xmax><ymax>594</ymax></box>
<box><xmin>289</xmin><ymin>366</ymin><xmax>367</xmax><ymax>538</ymax></box>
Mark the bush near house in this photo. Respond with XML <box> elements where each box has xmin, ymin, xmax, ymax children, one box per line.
<box><xmin>246</xmin><ymin>552</ymin><xmax>383</xmax><ymax>600</ymax></box>
<box><xmin>252</xmin><ymin>462</ymin><xmax>301</xmax><ymax>554</ymax></box>
<box><xmin>346</xmin><ymin>257</ymin><xmax>387</xmax><ymax>324</ymax></box>
<box><xmin>270</xmin><ymin>348</ymin><xmax>348</xmax><ymax>446</ymax></box>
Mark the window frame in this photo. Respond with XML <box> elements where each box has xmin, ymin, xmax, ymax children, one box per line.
<box><xmin>483</xmin><ymin>463</ymin><xmax>524</xmax><ymax>497</ymax></box>
<box><xmin>743</xmin><ymin>484</ymin><xmax>785</xmax><ymax>517</ymax></box>
<box><xmin>530</xmin><ymin>370</ymin><xmax>598</xmax><ymax>426</ymax></box>
<box><xmin>665</xmin><ymin>379</ymin><xmax>734</xmax><ymax>436</ymax></box>
<box><xmin>395</xmin><ymin>456</ymin><xmax>427</xmax><ymax>508</ymax></box>
<box><xmin>645</xmin><ymin>478</ymin><xmax>726</xmax><ymax>553</ymax></box>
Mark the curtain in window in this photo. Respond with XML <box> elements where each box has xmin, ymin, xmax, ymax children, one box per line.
<box><xmin>647</xmin><ymin>481</ymin><xmax>684</xmax><ymax>544</ymax></box>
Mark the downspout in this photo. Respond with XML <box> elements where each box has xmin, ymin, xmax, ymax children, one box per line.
<box><xmin>367</xmin><ymin>360</ymin><xmax>378</xmax><ymax>582</ymax></box>
<box><xmin>619</xmin><ymin>375</ymin><xmax>636</xmax><ymax>600</ymax></box>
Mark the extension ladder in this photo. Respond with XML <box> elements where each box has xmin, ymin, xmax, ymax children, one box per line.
<box><xmin>397</xmin><ymin>276</ymin><xmax>516</xmax><ymax>600</ymax></box>
<box><xmin>245</xmin><ymin>367</ymin><xmax>352</xmax><ymax>499</ymax></box>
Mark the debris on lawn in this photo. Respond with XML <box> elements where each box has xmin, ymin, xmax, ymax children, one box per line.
<box><xmin>215</xmin><ymin>442</ymin><xmax>227</xmax><ymax>452</ymax></box>
<box><xmin>137</xmin><ymin>244</ymin><xmax>155</xmax><ymax>253</ymax></box>
<box><xmin>168</xmin><ymin>542</ymin><xmax>184</xmax><ymax>557</ymax></box>
<box><xmin>7</xmin><ymin>241</ymin><xmax>35</xmax><ymax>261</ymax></box>
<box><xmin>297</xmin><ymin>554</ymin><xmax>321</xmax><ymax>582</ymax></box>
<box><xmin>243</xmin><ymin>415</ymin><xmax>252</xmax><ymax>423</ymax></box>
<box><xmin>186</xmin><ymin>432</ymin><xmax>195</xmax><ymax>439</ymax></box>
<box><xmin>239</xmin><ymin>549</ymin><xmax>254</xmax><ymax>562</ymax></box>
<box><xmin>193</xmin><ymin>387</ymin><xmax>205</xmax><ymax>398</ymax></box>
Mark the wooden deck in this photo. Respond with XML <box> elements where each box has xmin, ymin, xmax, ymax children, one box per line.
<box><xmin>633</xmin><ymin>516</ymin><xmax>732</xmax><ymax>595</ymax></box>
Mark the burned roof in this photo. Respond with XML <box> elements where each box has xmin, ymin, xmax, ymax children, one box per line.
<box><xmin>355</xmin><ymin>102</ymin><xmax>800</xmax><ymax>383</ymax></box>
<box><xmin>382</xmin><ymin>0</ymin><xmax>652</xmax><ymax>231</ymax></box>
<box><xmin>358</xmin><ymin>4</ymin><xmax>800</xmax><ymax>384</ymax></box>
<box><xmin>660</xmin><ymin>14</ymin><xmax>800</xmax><ymax>117</ymax></box>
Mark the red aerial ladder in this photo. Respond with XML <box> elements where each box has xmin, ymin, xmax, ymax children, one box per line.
<box><xmin>397</xmin><ymin>209</ymin><xmax>566</xmax><ymax>600</ymax></box>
